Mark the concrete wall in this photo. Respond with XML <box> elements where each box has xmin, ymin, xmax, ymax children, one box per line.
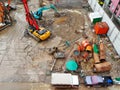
<box><xmin>88</xmin><ymin>0</ymin><xmax>120</xmax><ymax>56</ymax></box>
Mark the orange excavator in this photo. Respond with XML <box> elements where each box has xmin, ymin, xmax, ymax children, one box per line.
<box><xmin>0</xmin><ymin>0</ymin><xmax>15</xmax><ymax>30</ymax></box>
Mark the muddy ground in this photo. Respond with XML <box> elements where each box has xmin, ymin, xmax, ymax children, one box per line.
<box><xmin>0</xmin><ymin>0</ymin><xmax>120</xmax><ymax>90</ymax></box>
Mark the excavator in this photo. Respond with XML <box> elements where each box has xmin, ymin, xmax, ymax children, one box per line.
<box><xmin>22</xmin><ymin>0</ymin><xmax>51</xmax><ymax>41</ymax></box>
<box><xmin>33</xmin><ymin>4</ymin><xmax>60</xmax><ymax>20</ymax></box>
<box><xmin>0</xmin><ymin>0</ymin><xmax>12</xmax><ymax>30</ymax></box>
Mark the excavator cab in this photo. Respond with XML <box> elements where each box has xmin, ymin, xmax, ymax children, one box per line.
<box><xmin>31</xmin><ymin>28</ymin><xmax>50</xmax><ymax>41</ymax></box>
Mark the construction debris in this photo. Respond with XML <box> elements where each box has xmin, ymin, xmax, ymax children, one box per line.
<box><xmin>0</xmin><ymin>0</ymin><xmax>119</xmax><ymax>89</ymax></box>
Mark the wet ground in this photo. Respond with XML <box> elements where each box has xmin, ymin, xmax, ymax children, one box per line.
<box><xmin>0</xmin><ymin>0</ymin><xmax>120</xmax><ymax>90</ymax></box>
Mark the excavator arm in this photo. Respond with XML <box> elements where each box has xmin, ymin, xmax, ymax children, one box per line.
<box><xmin>22</xmin><ymin>0</ymin><xmax>39</xmax><ymax>30</ymax></box>
<box><xmin>33</xmin><ymin>4</ymin><xmax>59</xmax><ymax>19</ymax></box>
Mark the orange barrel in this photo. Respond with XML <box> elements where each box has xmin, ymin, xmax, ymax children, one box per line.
<box><xmin>94</xmin><ymin>22</ymin><xmax>109</xmax><ymax>34</ymax></box>
<box><xmin>78</xmin><ymin>44</ymin><xmax>85</xmax><ymax>52</ymax></box>
<box><xmin>99</xmin><ymin>42</ymin><xmax>106</xmax><ymax>61</ymax></box>
<box><xmin>82</xmin><ymin>39</ymin><xmax>90</xmax><ymax>48</ymax></box>
<box><xmin>86</xmin><ymin>45</ymin><xmax>92</xmax><ymax>52</ymax></box>
<box><xmin>82</xmin><ymin>52</ymin><xmax>89</xmax><ymax>59</ymax></box>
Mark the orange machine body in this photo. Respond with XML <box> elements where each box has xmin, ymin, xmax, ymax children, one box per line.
<box><xmin>94</xmin><ymin>22</ymin><xmax>109</xmax><ymax>34</ymax></box>
<box><xmin>0</xmin><ymin>2</ymin><xmax>4</xmax><ymax>23</ymax></box>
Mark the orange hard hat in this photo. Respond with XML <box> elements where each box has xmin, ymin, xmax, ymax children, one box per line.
<box><xmin>86</xmin><ymin>45</ymin><xmax>92</xmax><ymax>52</ymax></box>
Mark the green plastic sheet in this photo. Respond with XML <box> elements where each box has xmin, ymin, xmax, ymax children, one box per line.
<box><xmin>66</xmin><ymin>59</ymin><xmax>78</xmax><ymax>71</ymax></box>
<box><xmin>93</xmin><ymin>44</ymin><xmax>99</xmax><ymax>54</ymax></box>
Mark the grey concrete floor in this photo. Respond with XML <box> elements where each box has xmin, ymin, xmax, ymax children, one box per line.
<box><xmin>0</xmin><ymin>0</ymin><xmax>55</xmax><ymax>83</ymax></box>
<box><xmin>0</xmin><ymin>0</ymin><xmax>120</xmax><ymax>90</ymax></box>
<box><xmin>0</xmin><ymin>83</ymin><xmax>120</xmax><ymax>90</ymax></box>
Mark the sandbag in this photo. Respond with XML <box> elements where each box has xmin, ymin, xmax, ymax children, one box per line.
<box><xmin>94</xmin><ymin>61</ymin><xmax>111</xmax><ymax>72</ymax></box>
<box><xmin>93</xmin><ymin>53</ymin><xmax>100</xmax><ymax>64</ymax></box>
<box><xmin>99</xmin><ymin>42</ymin><xmax>106</xmax><ymax>61</ymax></box>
